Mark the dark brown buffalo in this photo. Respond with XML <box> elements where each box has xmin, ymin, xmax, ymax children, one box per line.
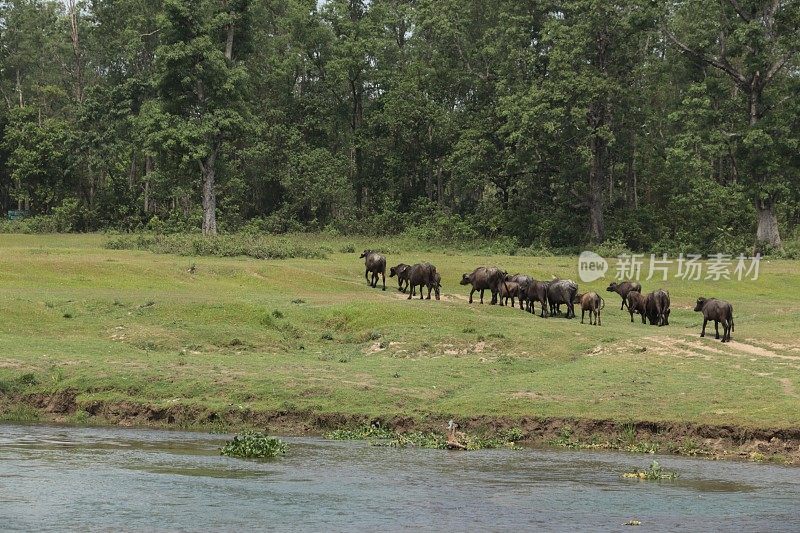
<box><xmin>389</xmin><ymin>263</ymin><xmax>411</xmax><ymax>292</ymax></box>
<box><xmin>505</xmin><ymin>274</ymin><xmax>533</xmax><ymax>310</ymax></box>
<box><xmin>520</xmin><ymin>279</ymin><xmax>550</xmax><ymax>318</ymax></box>
<box><xmin>626</xmin><ymin>291</ymin><xmax>647</xmax><ymax>323</ymax></box>
<box><xmin>606</xmin><ymin>280</ymin><xmax>642</xmax><ymax>310</ymax></box>
<box><xmin>360</xmin><ymin>250</ymin><xmax>386</xmax><ymax>290</ymax></box>
<box><xmin>694</xmin><ymin>297</ymin><xmax>734</xmax><ymax>342</ymax></box>
<box><xmin>499</xmin><ymin>281</ymin><xmax>521</xmax><ymax>307</ymax></box>
<box><xmin>407</xmin><ymin>262</ymin><xmax>441</xmax><ymax>300</ymax></box>
<box><xmin>579</xmin><ymin>292</ymin><xmax>605</xmax><ymax>326</ymax></box>
<box><xmin>644</xmin><ymin>289</ymin><xmax>670</xmax><ymax>326</ymax></box>
<box><xmin>460</xmin><ymin>267</ymin><xmax>506</xmax><ymax>304</ymax></box>
<box><xmin>548</xmin><ymin>279</ymin><xmax>578</xmax><ymax>318</ymax></box>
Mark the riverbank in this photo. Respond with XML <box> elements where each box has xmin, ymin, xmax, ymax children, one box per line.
<box><xmin>4</xmin><ymin>390</ymin><xmax>799</xmax><ymax>464</ymax></box>
<box><xmin>1</xmin><ymin>234</ymin><xmax>799</xmax><ymax>464</ymax></box>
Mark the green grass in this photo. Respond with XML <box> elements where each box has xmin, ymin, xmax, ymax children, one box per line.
<box><xmin>0</xmin><ymin>233</ymin><xmax>798</xmax><ymax>433</ymax></box>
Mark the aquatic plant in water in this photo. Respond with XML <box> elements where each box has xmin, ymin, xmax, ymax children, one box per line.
<box><xmin>220</xmin><ymin>431</ymin><xmax>287</xmax><ymax>459</ymax></box>
<box><xmin>622</xmin><ymin>460</ymin><xmax>677</xmax><ymax>480</ymax></box>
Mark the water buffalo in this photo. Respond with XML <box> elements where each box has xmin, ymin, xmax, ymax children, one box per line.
<box><xmin>548</xmin><ymin>279</ymin><xmax>578</xmax><ymax>318</ymax></box>
<box><xmin>606</xmin><ymin>280</ymin><xmax>642</xmax><ymax>310</ymax></box>
<box><xmin>460</xmin><ymin>267</ymin><xmax>506</xmax><ymax>304</ymax></box>
<box><xmin>499</xmin><ymin>280</ymin><xmax>521</xmax><ymax>307</ymax></box>
<box><xmin>579</xmin><ymin>292</ymin><xmax>605</xmax><ymax>326</ymax></box>
<box><xmin>626</xmin><ymin>291</ymin><xmax>647</xmax><ymax>323</ymax></box>
<box><xmin>694</xmin><ymin>297</ymin><xmax>734</xmax><ymax>342</ymax></box>
<box><xmin>389</xmin><ymin>263</ymin><xmax>411</xmax><ymax>292</ymax></box>
<box><xmin>526</xmin><ymin>280</ymin><xmax>550</xmax><ymax>317</ymax></box>
<box><xmin>360</xmin><ymin>250</ymin><xmax>386</xmax><ymax>290</ymax></box>
<box><xmin>407</xmin><ymin>262</ymin><xmax>441</xmax><ymax>300</ymax></box>
<box><xmin>506</xmin><ymin>274</ymin><xmax>533</xmax><ymax>310</ymax></box>
<box><xmin>644</xmin><ymin>289</ymin><xmax>670</xmax><ymax>326</ymax></box>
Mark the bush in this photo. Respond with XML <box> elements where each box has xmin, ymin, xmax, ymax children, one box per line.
<box><xmin>105</xmin><ymin>233</ymin><xmax>327</xmax><ymax>260</ymax></box>
<box><xmin>591</xmin><ymin>237</ymin><xmax>632</xmax><ymax>258</ymax></box>
<box><xmin>220</xmin><ymin>431</ymin><xmax>287</xmax><ymax>459</ymax></box>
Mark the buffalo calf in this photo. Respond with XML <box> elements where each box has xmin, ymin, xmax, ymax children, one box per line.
<box><xmin>606</xmin><ymin>280</ymin><xmax>642</xmax><ymax>310</ymax></box>
<box><xmin>579</xmin><ymin>292</ymin><xmax>604</xmax><ymax>326</ymax></box>
<box><xmin>499</xmin><ymin>281</ymin><xmax>521</xmax><ymax>307</ymax></box>
<box><xmin>389</xmin><ymin>263</ymin><xmax>411</xmax><ymax>292</ymax></box>
<box><xmin>626</xmin><ymin>291</ymin><xmax>647</xmax><ymax>324</ymax></box>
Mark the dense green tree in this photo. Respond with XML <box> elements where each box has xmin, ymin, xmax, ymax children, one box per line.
<box><xmin>664</xmin><ymin>0</ymin><xmax>800</xmax><ymax>251</ymax></box>
<box><xmin>0</xmin><ymin>0</ymin><xmax>798</xmax><ymax>252</ymax></box>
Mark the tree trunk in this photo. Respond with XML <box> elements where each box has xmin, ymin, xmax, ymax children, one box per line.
<box><xmin>200</xmin><ymin>146</ymin><xmax>218</xmax><ymax>235</ymax></box>
<box><xmin>755</xmin><ymin>197</ymin><xmax>781</xmax><ymax>251</ymax></box>
<box><xmin>588</xmin><ymin>134</ymin><xmax>606</xmax><ymax>243</ymax></box>
<box><xmin>128</xmin><ymin>153</ymin><xmax>138</xmax><ymax>189</ymax></box>
<box><xmin>15</xmin><ymin>69</ymin><xmax>23</xmax><ymax>107</ymax></box>
<box><xmin>67</xmin><ymin>0</ymin><xmax>84</xmax><ymax>103</ymax></box>
<box><xmin>436</xmin><ymin>159</ymin><xmax>444</xmax><ymax>205</ymax></box>
<box><xmin>143</xmin><ymin>155</ymin><xmax>153</xmax><ymax>213</ymax></box>
<box><xmin>225</xmin><ymin>23</ymin><xmax>235</xmax><ymax>60</ymax></box>
<box><xmin>749</xmin><ymin>90</ymin><xmax>781</xmax><ymax>251</ymax></box>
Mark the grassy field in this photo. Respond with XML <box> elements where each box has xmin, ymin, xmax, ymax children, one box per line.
<box><xmin>1</xmin><ymin>234</ymin><xmax>799</xmax><ymax>455</ymax></box>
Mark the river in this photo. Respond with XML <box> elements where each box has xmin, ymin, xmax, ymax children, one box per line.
<box><xmin>1</xmin><ymin>424</ymin><xmax>798</xmax><ymax>531</ymax></box>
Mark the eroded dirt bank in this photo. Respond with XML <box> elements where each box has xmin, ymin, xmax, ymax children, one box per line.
<box><xmin>4</xmin><ymin>390</ymin><xmax>799</xmax><ymax>465</ymax></box>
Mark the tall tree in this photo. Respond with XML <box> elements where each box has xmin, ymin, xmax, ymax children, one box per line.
<box><xmin>664</xmin><ymin>0</ymin><xmax>800</xmax><ymax>250</ymax></box>
<box><xmin>155</xmin><ymin>0</ymin><xmax>250</xmax><ymax>234</ymax></box>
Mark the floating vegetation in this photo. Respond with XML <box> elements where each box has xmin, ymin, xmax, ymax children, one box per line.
<box><xmin>549</xmin><ymin>426</ymin><xmax>659</xmax><ymax>454</ymax></box>
<box><xmin>622</xmin><ymin>460</ymin><xmax>677</xmax><ymax>481</ymax></box>
<box><xmin>220</xmin><ymin>431</ymin><xmax>287</xmax><ymax>459</ymax></box>
<box><xmin>325</xmin><ymin>423</ymin><xmax>523</xmax><ymax>451</ymax></box>
<box><xmin>623</xmin><ymin>519</ymin><xmax>642</xmax><ymax>526</ymax></box>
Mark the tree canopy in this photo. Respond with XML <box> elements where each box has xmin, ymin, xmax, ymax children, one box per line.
<box><xmin>0</xmin><ymin>0</ymin><xmax>798</xmax><ymax>252</ymax></box>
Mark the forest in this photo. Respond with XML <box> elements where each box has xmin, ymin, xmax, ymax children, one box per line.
<box><xmin>0</xmin><ymin>0</ymin><xmax>798</xmax><ymax>254</ymax></box>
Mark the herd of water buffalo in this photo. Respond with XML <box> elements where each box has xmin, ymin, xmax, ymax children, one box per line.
<box><xmin>359</xmin><ymin>250</ymin><xmax>735</xmax><ymax>342</ymax></box>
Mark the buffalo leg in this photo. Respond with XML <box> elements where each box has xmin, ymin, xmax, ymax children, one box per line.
<box><xmin>480</xmin><ymin>289</ymin><xmax>485</xmax><ymax>304</ymax></box>
<box><xmin>620</xmin><ymin>298</ymin><xmax>625</xmax><ymax>311</ymax></box>
<box><xmin>407</xmin><ymin>283</ymin><xmax>413</xmax><ymax>300</ymax></box>
<box><xmin>700</xmin><ymin>318</ymin><xmax>707</xmax><ymax>337</ymax></box>
<box><xmin>714</xmin><ymin>320</ymin><xmax>720</xmax><ymax>340</ymax></box>
<box><xmin>381</xmin><ymin>271</ymin><xmax>386</xmax><ymax>291</ymax></box>
<box><xmin>365</xmin><ymin>269</ymin><xmax>370</xmax><ymax>285</ymax></box>
<box><xmin>597</xmin><ymin>309</ymin><xmax>601</xmax><ymax>326</ymax></box>
<box><xmin>581</xmin><ymin>309</ymin><xmax>585</xmax><ymax>324</ymax></box>
<box><xmin>425</xmin><ymin>284</ymin><xmax>430</xmax><ymax>300</ymax></box>
<box><xmin>469</xmin><ymin>288</ymin><xmax>475</xmax><ymax>304</ymax></box>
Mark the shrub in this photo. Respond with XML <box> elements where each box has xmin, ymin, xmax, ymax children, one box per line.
<box><xmin>105</xmin><ymin>233</ymin><xmax>327</xmax><ymax>260</ymax></box>
<box><xmin>220</xmin><ymin>431</ymin><xmax>287</xmax><ymax>459</ymax></box>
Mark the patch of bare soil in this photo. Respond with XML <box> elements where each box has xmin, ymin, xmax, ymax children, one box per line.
<box><xmin>725</xmin><ymin>340</ymin><xmax>800</xmax><ymax>361</ymax></box>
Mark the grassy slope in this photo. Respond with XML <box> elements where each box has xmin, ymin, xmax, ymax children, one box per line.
<box><xmin>0</xmin><ymin>234</ymin><xmax>798</xmax><ymax>430</ymax></box>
